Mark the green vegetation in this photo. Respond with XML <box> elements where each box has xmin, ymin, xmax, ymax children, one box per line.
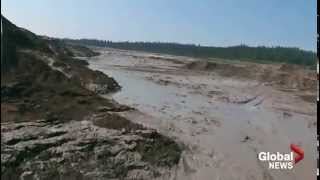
<box><xmin>135</xmin><ymin>132</ymin><xmax>182</xmax><ymax>168</ymax></box>
<box><xmin>63</xmin><ymin>39</ymin><xmax>317</xmax><ymax>67</ymax></box>
<box><xmin>1</xmin><ymin>15</ymin><xmax>51</xmax><ymax>73</ymax></box>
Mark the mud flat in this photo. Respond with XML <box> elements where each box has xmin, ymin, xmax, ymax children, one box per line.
<box><xmin>86</xmin><ymin>48</ymin><xmax>317</xmax><ymax>180</ymax></box>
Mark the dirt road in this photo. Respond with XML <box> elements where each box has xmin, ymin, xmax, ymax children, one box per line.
<box><xmin>85</xmin><ymin>48</ymin><xmax>317</xmax><ymax>180</ymax></box>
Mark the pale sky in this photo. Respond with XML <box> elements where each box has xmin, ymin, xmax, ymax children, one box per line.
<box><xmin>2</xmin><ymin>0</ymin><xmax>317</xmax><ymax>51</ymax></box>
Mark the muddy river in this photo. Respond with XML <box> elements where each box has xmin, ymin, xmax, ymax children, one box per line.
<box><xmin>85</xmin><ymin>48</ymin><xmax>317</xmax><ymax>180</ymax></box>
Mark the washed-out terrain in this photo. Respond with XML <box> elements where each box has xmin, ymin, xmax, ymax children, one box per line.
<box><xmin>85</xmin><ymin>47</ymin><xmax>317</xmax><ymax>180</ymax></box>
<box><xmin>1</xmin><ymin>16</ymin><xmax>182</xmax><ymax>180</ymax></box>
<box><xmin>2</xmin><ymin>15</ymin><xmax>317</xmax><ymax>180</ymax></box>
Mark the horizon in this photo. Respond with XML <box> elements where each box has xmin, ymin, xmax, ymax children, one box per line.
<box><xmin>2</xmin><ymin>0</ymin><xmax>317</xmax><ymax>51</ymax></box>
<box><xmin>60</xmin><ymin>38</ymin><xmax>317</xmax><ymax>52</ymax></box>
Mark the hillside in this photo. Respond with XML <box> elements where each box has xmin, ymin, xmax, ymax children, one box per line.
<box><xmin>1</xmin><ymin>16</ymin><xmax>181</xmax><ymax>180</ymax></box>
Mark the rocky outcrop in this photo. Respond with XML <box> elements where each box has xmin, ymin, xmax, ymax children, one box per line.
<box><xmin>1</xmin><ymin>116</ymin><xmax>181</xmax><ymax>180</ymax></box>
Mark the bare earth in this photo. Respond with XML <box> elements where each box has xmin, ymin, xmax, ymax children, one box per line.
<box><xmin>85</xmin><ymin>48</ymin><xmax>317</xmax><ymax>180</ymax></box>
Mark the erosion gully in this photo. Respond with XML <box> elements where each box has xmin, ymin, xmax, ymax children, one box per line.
<box><xmin>83</xmin><ymin>48</ymin><xmax>317</xmax><ymax>180</ymax></box>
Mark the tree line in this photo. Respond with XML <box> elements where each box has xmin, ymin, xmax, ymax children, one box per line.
<box><xmin>62</xmin><ymin>38</ymin><xmax>316</xmax><ymax>67</ymax></box>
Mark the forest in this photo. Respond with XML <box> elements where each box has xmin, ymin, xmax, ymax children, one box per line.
<box><xmin>62</xmin><ymin>38</ymin><xmax>317</xmax><ymax>66</ymax></box>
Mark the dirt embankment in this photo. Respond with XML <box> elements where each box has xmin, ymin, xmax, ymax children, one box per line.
<box><xmin>2</xmin><ymin>50</ymin><xmax>119</xmax><ymax>122</ymax></box>
<box><xmin>184</xmin><ymin>60</ymin><xmax>317</xmax><ymax>91</ymax></box>
<box><xmin>1</xmin><ymin>16</ymin><xmax>182</xmax><ymax>180</ymax></box>
<box><xmin>50</xmin><ymin>54</ymin><xmax>121</xmax><ymax>94</ymax></box>
<box><xmin>1</xmin><ymin>50</ymin><xmax>182</xmax><ymax>179</ymax></box>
